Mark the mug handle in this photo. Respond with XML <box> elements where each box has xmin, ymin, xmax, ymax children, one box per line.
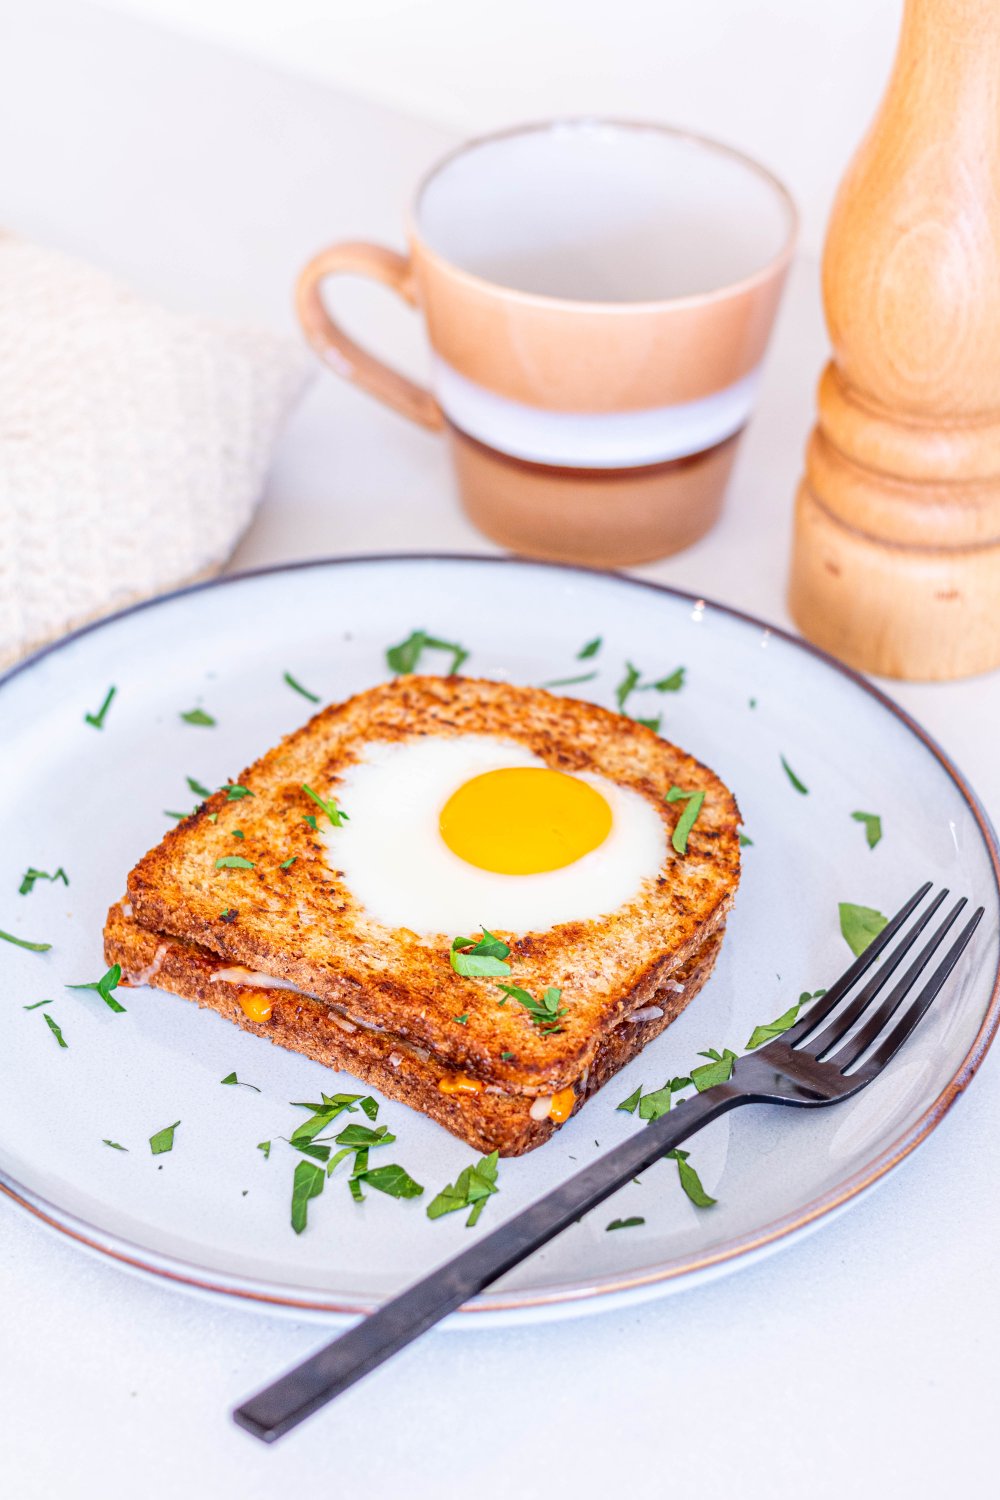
<box><xmin>295</xmin><ymin>242</ymin><xmax>444</xmax><ymax>431</ymax></box>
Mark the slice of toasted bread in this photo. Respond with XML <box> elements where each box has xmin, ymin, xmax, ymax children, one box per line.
<box><xmin>121</xmin><ymin>676</ymin><xmax>740</xmax><ymax>1098</ymax></box>
<box><xmin>105</xmin><ymin>897</ymin><xmax>725</xmax><ymax>1155</ymax></box>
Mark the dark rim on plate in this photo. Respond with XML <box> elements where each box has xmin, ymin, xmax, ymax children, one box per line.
<box><xmin>1</xmin><ymin>552</ymin><xmax>998</xmax><ymax>1317</ymax></box>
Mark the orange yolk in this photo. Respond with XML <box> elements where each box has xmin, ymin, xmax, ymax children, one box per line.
<box><xmin>439</xmin><ymin>766</ymin><xmax>612</xmax><ymax>874</ymax></box>
<box><xmin>548</xmin><ymin>1087</ymin><xmax>576</xmax><ymax>1124</ymax></box>
<box><xmin>438</xmin><ymin>1074</ymin><xmax>484</xmax><ymax>1095</ymax></box>
<box><xmin>239</xmin><ymin>994</ymin><xmax>273</xmax><ymax>1023</ymax></box>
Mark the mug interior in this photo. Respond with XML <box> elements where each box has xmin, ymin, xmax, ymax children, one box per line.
<box><xmin>415</xmin><ymin>120</ymin><xmax>795</xmax><ymax>304</ymax></box>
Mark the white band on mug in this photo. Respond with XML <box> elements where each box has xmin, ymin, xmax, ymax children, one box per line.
<box><xmin>431</xmin><ymin>357</ymin><xmax>761</xmax><ymax>469</ymax></box>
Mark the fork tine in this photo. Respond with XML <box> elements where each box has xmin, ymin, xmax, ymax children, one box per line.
<box><xmin>848</xmin><ymin>907</ymin><xmax>984</xmax><ymax>1079</ymax></box>
<box><xmin>781</xmin><ymin>882</ymin><xmax>933</xmax><ymax>1047</ymax></box>
<box><xmin>807</xmin><ymin>888</ymin><xmax>951</xmax><ymax>1059</ymax></box>
<box><xmin>825</xmin><ymin>897</ymin><xmax>967</xmax><ymax>1068</ymax></box>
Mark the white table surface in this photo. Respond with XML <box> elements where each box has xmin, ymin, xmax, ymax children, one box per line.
<box><xmin>2</xmin><ymin>5</ymin><xmax>999</xmax><ymax>1497</ymax></box>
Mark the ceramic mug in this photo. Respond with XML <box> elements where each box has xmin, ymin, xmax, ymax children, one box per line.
<box><xmin>296</xmin><ymin>119</ymin><xmax>797</xmax><ymax>566</ymax></box>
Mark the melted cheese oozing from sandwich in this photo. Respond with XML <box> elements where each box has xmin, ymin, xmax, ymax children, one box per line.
<box><xmin>322</xmin><ymin>736</ymin><xmax>666</xmax><ymax>935</ymax></box>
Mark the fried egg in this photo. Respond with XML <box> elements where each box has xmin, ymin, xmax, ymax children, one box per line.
<box><xmin>322</xmin><ymin>735</ymin><xmax>666</xmax><ymax>935</ymax></box>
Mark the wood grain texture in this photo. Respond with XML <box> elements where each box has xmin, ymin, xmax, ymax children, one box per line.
<box><xmin>789</xmin><ymin>0</ymin><xmax>1000</xmax><ymax>680</ymax></box>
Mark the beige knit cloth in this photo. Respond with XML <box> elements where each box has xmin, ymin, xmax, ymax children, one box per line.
<box><xmin>0</xmin><ymin>238</ymin><xmax>313</xmax><ymax>668</ymax></box>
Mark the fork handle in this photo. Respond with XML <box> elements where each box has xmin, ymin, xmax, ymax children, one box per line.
<box><xmin>233</xmin><ymin>1084</ymin><xmax>741</xmax><ymax>1441</ymax></box>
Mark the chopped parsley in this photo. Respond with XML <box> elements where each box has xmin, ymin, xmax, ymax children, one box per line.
<box><xmin>164</xmin><ymin>810</ymin><xmax>191</xmax><ymax>821</ymax></box>
<box><xmin>284</xmin><ymin>670</ymin><xmax>320</xmax><ymax>704</ymax></box>
<box><xmin>222</xmin><ymin>784</ymin><xmax>254</xmax><ymax>800</ymax></box>
<box><xmin>84</xmin><ymin>685</ymin><xmax>116</xmax><ymax>730</ymax></box>
<box><xmin>257</xmin><ymin>1140</ymin><xmax>271</xmax><ymax>1159</ymax></box>
<box><xmin>617</xmin><ymin>1085</ymin><xmax>643</xmax><ymax>1114</ymax></box>
<box><xmin>839</xmin><ymin>902</ymin><xmax>888</xmax><ymax>957</ymax></box>
<box><xmin>500</xmin><ymin>1051</ymin><xmax>514</xmax><ymax>1061</ymax></box>
<box><xmin>280</xmin><ymin>857</ymin><xmax>296</xmax><ymax>870</ymax></box>
<box><xmin>301</xmin><ymin>784</ymin><xmax>348</xmax><ymax>826</ymax></box>
<box><xmin>851</xmin><ymin>810</ymin><xmax>883</xmax><ymax>850</ymax></box>
<box><xmin>739</xmin><ymin>832</ymin><xmax>753</xmax><ymax>847</ymax></box>
<box><xmin>149</xmin><ymin>1120</ymin><xmax>180</xmax><ymax>1155</ymax></box>
<box><xmin>220</xmin><ymin>908</ymin><xmax>237</xmax><ymax>923</ymax></box>
<box><xmin>496</xmin><ymin>983</ymin><xmax>567</xmax><ymax>1033</ymax></box>
<box><xmin>180</xmin><ymin>707</ymin><xmax>216</xmax><ymax>727</ymax></box>
<box><xmin>453</xmin><ymin>1013</ymin><xmax>468</xmax><ymax>1025</ymax></box>
<box><xmin>665</xmin><ymin>785</ymin><xmax>706</xmax><ymax>855</ymax></box>
<box><xmin>186</xmin><ymin>775</ymin><xmax>211</xmax><ymax>798</ymax></box>
<box><xmin>780</xmin><ymin>755</ymin><xmax>808</xmax><ymax>794</ymax></box>
<box><xmin>667</xmin><ymin>1148</ymin><xmax>716</xmax><ymax>1207</ymax></box>
<box><xmin>541</xmin><ymin>671</ymin><xmax>598</xmax><ymax>689</ymax></box>
<box><xmin>578</xmin><ymin>636</ymin><xmax>603</xmax><ymax>659</ymax></box>
<box><xmin>386</xmin><ymin>629</ymin><xmax>469</xmax><ymax>677</ymax></box>
<box><xmin>0</xmin><ymin>928</ymin><xmax>52</xmax><ymax>953</ymax></box>
<box><xmin>215</xmin><ymin>855</ymin><xmax>254</xmax><ymax>870</ymax></box>
<box><xmin>221</xmin><ymin>1072</ymin><xmax>260</xmax><ymax>1091</ymax></box>
<box><xmin>19</xmin><ymin>866</ymin><xmax>69</xmax><ymax>896</ymax></box>
<box><xmin>690</xmin><ymin>1048</ymin><xmax>738</xmax><ymax>1091</ymax></box>
<box><xmin>352</xmin><ymin>1163</ymin><xmax>424</xmax><ymax>1199</ymax></box>
<box><xmin>615</xmin><ymin>661</ymin><xmax>642</xmax><ymax>712</ymax></box>
<box><xmin>43</xmin><ymin>1013</ymin><xmax>68</xmax><ymax>1048</ymax></box>
<box><xmin>450</xmin><ymin>929</ymin><xmax>511</xmax><ymax>978</ymax></box>
<box><xmin>606</xmin><ymin>1216</ymin><xmax>645</xmax><ymax>1231</ymax></box>
<box><xmin>635</xmin><ymin>715</ymin><xmax>661</xmax><ymax>734</ymax></box>
<box><xmin>617</xmin><ymin>1077</ymin><xmax>690</xmax><ymax>1118</ymax></box>
<box><xmin>289</xmin><ymin>1092</ymin><xmax>365</xmax><ymax>1148</ymax></box>
<box><xmin>23</xmin><ymin>999</ymin><xmax>53</xmax><ymax>1010</ymax></box>
<box><xmin>303</xmin><ymin>814</ymin><xmax>318</xmax><ymax>831</ymax></box>
<box><xmin>427</xmin><ymin>1150</ymin><xmax>500</xmax><ymax>1227</ymax></box>
<box><xmin>290</xmin><ymin>1158</ymin><xmax>325</xmax><ymax>1233</ymax></box>
<box><xmin>67</xmin><ymin>963</ymin><xmax>125</xmax><ymax>1012</ymax></box>
<box><xmin>231</xmin><ymin>830</ymin><xmax>245</xmax><ymax>840</ymax></box>
<box><xmin>102</xmin><ymin>1139</ymin><xmax>128</xmax><ymax>1151</ymax></box>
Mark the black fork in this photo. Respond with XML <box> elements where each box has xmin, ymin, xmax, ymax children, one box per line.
<box><xmin>234</xmin><ymin>882</ymin><xmax>983</xmax><ymax>1442</ymax></box>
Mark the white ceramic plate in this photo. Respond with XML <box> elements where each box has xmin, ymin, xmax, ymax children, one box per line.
<box><xmin>1</xmin><ymin>556</ymin><xmax>997</xmax><ymax>1325</ymax></box>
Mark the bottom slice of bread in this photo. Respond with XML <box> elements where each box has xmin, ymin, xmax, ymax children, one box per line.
<box><xmin>105</xmin><ymin>900</ymin><xmax>724</xmax><ymax>1156</ymax></box>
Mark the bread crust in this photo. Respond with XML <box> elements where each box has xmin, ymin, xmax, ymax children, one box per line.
<box><xmin>105</xmin><ymin>899</ymin><xmax>726</xmax><ymax>1156</ymax></box>
<box><xmin>123</xmin><ymin>676</ymin><xmax>741</xmax><ymax>1093</ymax></box>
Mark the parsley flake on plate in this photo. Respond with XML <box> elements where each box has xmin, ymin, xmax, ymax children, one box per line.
<box><xmin>606</xmin><ymin>1216</ymin><xmax>645</xmax><ymax>1231</ymax></box>
<box><xmin>635</xmin><ymin>715</ymin><xmax>661</xmax><ymax>734</ymax></box>
<box><xmin>780</xmin><ymin>755</ymin><xmax>809</xmax><ymax>795</ymax></box>
<box><xmin>667</xmin><ymin>1148</ymin><xmax>716</xmax><ymax>1207</ymax></box>
<box><xmin>23</xmin><ymin>999</ymin><xmax>52</xmax><ymax>1010</ymax></box>
<box><xmin>839</xmin><ymin>902</ymin><xmax>888</xmax><ymax>957</ymax></box>
<box><xmin>851</xmin><ymin>810</ymin><xmax>883</xmax><ymax>850</ymax></box>
<box><xmin>284</xmin><ymin>670</ymin><xmax>320</xmax><ymax>704</ymax></box>
<box><xmin>427</xmin><ymin>1150</ymin><xmax>500</xmax><ymax>1227</ymax></box>
<box><xmin>215</xmin><ymin>855</ymin><xmax>254</xmax><ymax>870</ymax></box>
<box><xmin>221</xmin><ymin>1072</ymin><xmax>260</xmax><ymax>1091</ymax></box>
<box><xmin>257</xmin><ymin>1140</ymin><xmax>271</xmax><ymax>1159</ymax></box>
<box><xmin>739</xmin><ymin>832</ymin><xmax>753</xmax><ymax>847</ymax></box>
<box><xmin>0</xmin><ymin>928</ymin><xmax>52</xmax><ymax>953</ymax></box>
<box><xmin>690</xmin><ymin>1048</ymin><xmax>738</xmax><ymax>1092</ymax></box>
<box><xmin>578</xmin><ymin>636</ymin><xmax>602</xmax><ymax>659</ymax></box>
<box><xmin>386</xmin><ymin>629</ymin><xmax>469</xmax><ymax>677</ymax></box>
<box><xmin>149</xmin><ymin>1120</ymin><xmax>180</xmax><ymax>1155</ymax></box>
<box><xmin>541</xmin><ymin>671</ymin><xmax>598</xmax><ymax>689</ymax></box>
<box><xmin>222</xmin><ymin>783</ymin><xmax>254</xmax><ymax>801</ymax></box>
<box><xmin>102</xmin><ymin>1139</ymin><xmax>128</xmax><ymax>1152</ymax></box>
<box><xmin>84</xmin><ymin>685</ymin><xmax>116</xmax><ymax>730</ymax></box>
<box><xmin>290</xmin><ymin>1158</ymin><xmax>325</xmax><ymax>1233</ymax></box>
<box><xmin>19</xmin><ymin>866</ymin><xmax>69</xmax><ymax>896</ymax></box>
<box><xmin>43</xmin><ymin>1013</ymin><xmax>68</xmax><ymax>1048</ymax></box>
<box><xmin>301</xmin><ymin>784</ymin><xmax>348</xmax><ymax>826</ymax></box>
<box><xmin>665</xmin><ymin>785</ymin><xmax>706</xmax><ymax>855</ymax></box>
<box><xmin>615</xmin><ymin>661</ymin><xmax>642</xmax><ymax>712</ymax></box>
<box><xmin>180</xmin><ymin>707</ymin><xmax>216</xmax><ymax>727</ymax></box>
<box><xmin>450</xmin><ymin>928</ymin><xmax>511</xmax><ymax>978</ymax></box>
<box><xmin>186</xmin><ymin>775</ymin><xmax>211</xmax><ymax>798</ymax></box>
<box><xmin>67</xmin><ymin>963</ymin><xmax>125</xmax><ymax>1013</ymax></box>
<box><xmin>352</xmin><ymin>1163</ymin><xmax>424</xmax><ymax>1200</ymax></box>
<box><xmin>496</xmin><ymin>983</ymin><xmax>567</xmax><ymax>1033</ymax></box>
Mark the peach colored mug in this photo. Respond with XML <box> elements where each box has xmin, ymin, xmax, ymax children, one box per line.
<box><xmin>296</xmin><ymin>119</ymin><xmax>797</xmax><ymax>566</ymax></box>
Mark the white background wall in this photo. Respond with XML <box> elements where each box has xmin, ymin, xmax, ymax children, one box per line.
<box><xmin>96</xmin><ymin>0</ymin><xmax>904</xmax><ymax>255</ymax></box>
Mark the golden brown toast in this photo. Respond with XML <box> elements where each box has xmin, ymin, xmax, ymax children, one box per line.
<box><xmin>105</xmin><ymin>897</ymin><xmax>726</xmax><ymax>1155</ymax></box>
<box><xmin>115</xmin><ymin>669</ymin><xmax>743</xmax><ymax>1146</ymax></box>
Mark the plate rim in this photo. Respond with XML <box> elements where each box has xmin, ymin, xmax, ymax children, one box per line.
<box><xmin>1</xmin><ymin>550</ymin><xmax>998</xmax><ymax>1318</ymax></box>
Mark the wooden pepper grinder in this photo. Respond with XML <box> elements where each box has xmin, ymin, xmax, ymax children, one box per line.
<box><xmin>789</xmin><ymin>0</ymin><xmax>1000</xmax><ymax>680</ymax></box>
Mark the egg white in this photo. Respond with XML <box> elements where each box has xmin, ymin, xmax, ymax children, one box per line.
<box><xmin>321</xmin><ymin>735</ymin><xmax>666</xmax><ymax>936</ymax></box>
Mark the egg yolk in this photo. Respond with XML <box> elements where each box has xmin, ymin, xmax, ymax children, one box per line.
<box><xmin>439</xmin><ymin>767</ymin><xmax>613</xmax><ymax>874</ymax></box>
